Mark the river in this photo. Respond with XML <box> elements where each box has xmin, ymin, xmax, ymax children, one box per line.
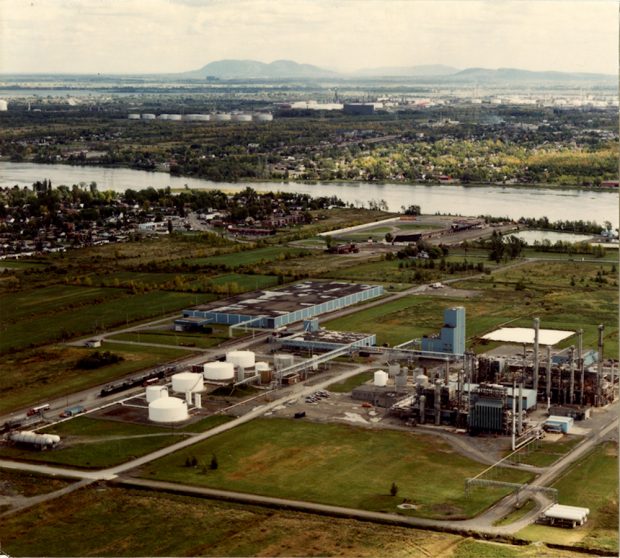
<box><xmin>0</xmin><ymin>161</ymin><xmax>617</xmax><ymax>227</ymax></box>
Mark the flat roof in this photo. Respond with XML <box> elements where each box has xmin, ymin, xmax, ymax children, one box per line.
<box><xmin>190</xmin><ymin>281</ymin><xmax>381</xmax><ymax>318</ymax></box>
<box><xmin>481</xmin><ymin>327</ymin><xmax>574</xmax><ymax>346</ymax></box>
<box><xmin>284</xmin><ymin>329</ymin><xmax>374</xmax><ymax>345</ymax></box>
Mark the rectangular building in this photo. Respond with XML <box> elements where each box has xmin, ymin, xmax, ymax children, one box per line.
<box><xmin>421</xmin><ymin>306</ymin><xmax>466</xmax><ymax>355</ymax></box>
<box><xmin>181</xmin><ymin>281</ymin><xmax>384</xmax><ymax>329</ymax></box>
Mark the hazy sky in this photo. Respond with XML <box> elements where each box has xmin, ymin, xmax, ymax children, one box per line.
<box><xmin>0</xmin><ymin>0</ymin><xmax>617</xmax><ymax>74</ymax></box>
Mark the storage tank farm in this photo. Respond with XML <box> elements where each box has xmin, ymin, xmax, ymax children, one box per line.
<box><xmin>148</xmin><ymin>397</ymin><xmax>188</xmax><ymax>423</ymax></box>
<box><xmin>203</xmin><ymin>361</ymin><xmax>235</xmax><ymax>381</ymax></box>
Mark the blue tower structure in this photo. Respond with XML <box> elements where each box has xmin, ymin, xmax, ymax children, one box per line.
<box><xmin>421</xmin><ymin>306</ymin><xmax>466</xmax><ymax>355</ymax></box>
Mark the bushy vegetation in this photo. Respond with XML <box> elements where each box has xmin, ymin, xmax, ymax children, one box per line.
<box><xmin>75</xmin><ymin>350</ymin><xmax>123</xmax><ymax>370</ymax></box>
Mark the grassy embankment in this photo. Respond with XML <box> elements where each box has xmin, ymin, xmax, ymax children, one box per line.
<box><xmin>0</xmin><ymin>415</ymin><xmax>232</xmax><ymax>468</ymax></box>
<box><xmin>518</xmin><ymin>442</ymin><xmax>618</xmax><ymax>554</ymax></box>
<box><xmin>139</xmin><ymin>418</ymin><xmax>532</xmax><ymax>520</ymax></box>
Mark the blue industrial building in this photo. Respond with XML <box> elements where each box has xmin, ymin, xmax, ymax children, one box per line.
<box><xmin>180</xmin><ymin>281</ymin><xmax>384</xmax><ymax>330</ymax></box>
<box><xmin>421</xmin><ymin>306</ymin><xmax>466</xmax><ymax>355</ymax></box>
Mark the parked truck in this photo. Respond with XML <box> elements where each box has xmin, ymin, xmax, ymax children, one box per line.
<box><xmin>60</xmin><ymin>405</ymin><xmax>86</xmax><ymax>418</ymax></box>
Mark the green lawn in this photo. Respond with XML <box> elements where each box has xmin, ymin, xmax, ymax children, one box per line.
<box><xmin>0</xmin><ymin>342</ymin><xmax>188</xmax><ymax>414</ymax></box>
<box><xmin>509</xmin><ymin>436</ymin><xmax>583</xmax><ymax>467</ymax></box>
<box><xmin>327</xmin><ymin>370</ymin><xmax>374</xmax><ymax>393</ymax></box>
<box><xmin>185</xmin><ymin>246</ymin><xmax>310</xmax><ymax>268</ymax></box>
<box><xmin>110</xmin><ymin>328</ymin><xmax>228</xmax><ymax>349</ymax></box>
<box><xmin>0</xmin><ymin>289</ymin><xmax>217</xmax><ymax>353</ymax></box>
<box><xmin>518</xmin><ymin>442</ymin><xmax>618</xmax><ymax>553</ymax></box>
<box><xmin>140</xmin><ymin>418</ymin><xmax>532</xmax><ymax>519</ymax></box>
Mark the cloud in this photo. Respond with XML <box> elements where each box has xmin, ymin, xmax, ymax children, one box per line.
<box><xmin>0</xmin><ymin>0</ymin><xmax>616</xmax><ymax>74</ymax></box>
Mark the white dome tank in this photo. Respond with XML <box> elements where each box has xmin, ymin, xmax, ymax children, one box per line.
<box><xmin>128</xmin><ymin>113</ymin><xmax>140</xmax><ymax>120</ymax></box>
<box><xmin>226</xmin><ymin>350</ymin><xmax>255</xmax><ymax>369</ymax></box>
<box><xmin>148</xmin><ymin>397</ymin><xmax>188</xmax><ymax>423</ymax></box>
<box><xmin>171</xmin><ymin>372</ymin><xmax>204</xmax><ymax>393</ymax></box>
<box><xmin>141</xmin><ymin>113</ymin><xmax>156</xmax><ymax>120</ymax></box>
<box><xmin>416</xmin><ymin>374</ymin><xmax>429</xmax><ymax>387</ymax></box>
<box><xmin>374</xmin><ymin>370</ymin><xmax>388</xmax><ymax>387</ymax></box>
<box><xmin>253</xmin><ymin>112</ymin><xmax>273</xmax><ymax>122</ymax></box>
<box><xmin>232</xmin><ymin>113</ymin><xmax>252</xmax><ymax>122</ymax></box>
<box><xmin>203</xmin><ymin>361</ymin><xmax>235</xmax><ymax>381</ymax></box>
<box><xmin>146</xmin><ymin>385</ymin><xmax>168</xmax><ymax>402</ymax></box>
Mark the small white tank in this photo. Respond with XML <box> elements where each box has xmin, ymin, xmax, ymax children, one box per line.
<box><xmin>255</xmin><ymin>362</ymin><xmax>270</xmax><ymax>372</ymax></box>
<box><xmin>128</xmin><ymin>113</ymin><xmax>140</xmax><ymax>120</ymax></box>
<box><xmin>158</xmin><ymin>114</ymin><xmax>170</xmax><ymax>120</ymax></box>
<box><xmin>374</xmin><ymin>370</ymin><xmax>388</xmax><ymax>387</ymax></box>
<box><xmin>141</xmin><ymin>113</ymin><xmax>156</xmax><ymax>120</ymax></box>
<box><xmin>213</xmin><ymin>113</ymin><xmax>231</xmax><ymax>121</ymax></box>
<box><xmin>226</xmin><ymin>350</ymin><xmax>255</xmax><ymax>369</ymax></box>
<box><xmin>232</xmin><ymin>113</ymin><xmax>252</xmax><ymax>122</ymax></box>
<box><xmin>171</xmin><ymin>372</ymin><xmax>204</xmax><ymax>393</ymax></box>
<box><xmin>168</xmin><ymin>114</ymin><xmax>182</xmax><ymax>121</ymax></box>
<box><xmin>148</xmin><ymin>397</ymin><xmax>188</xmax><ymax>423</ymax></box>
<box><xmin>416</xmin><ymin>374</ymin><xmax>429</xmax><ymax>387</ymax></box>
<box><xmin>146</xmin><ymin>385</ymin><xmax>168</xmax><ymax>402</ymax></box>
<box><xmin>203</xmin><ymin>361</ymin><xmax>235</xmax><ymax>381</ymax></box>
<box><xmin>0</xmin><ymin>100</ymin><xmax>8</xmax><ymax>112</ymax></box>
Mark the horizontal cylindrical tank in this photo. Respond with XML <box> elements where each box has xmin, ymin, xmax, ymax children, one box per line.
<box><xmin>227</xmin><ymin>350</ymin><xmax>255</xmax><ymax>369</ymax></box>
<box><xmin>158</xmin><ymin>114</ymin><xmax>170</xmax><ymax>120</ymax></box>
<box><xmin>232</xmin><ymin>113</ymin><xmax>252</xmax><ymax>122</ymax></box>
<box><xmin>183</xmin><ymin>114</ymin><xmax>210</xmax><ymax>121</ymax></box>
<box><xmin>253</xmin><ymin>112</ymin><xmax>273</xmax><ymax>122</ymax></box>
<box><xmin>148</xmin><ymin>397</ymin><xmax>188</xmax><ymax>423</ymax></box>
<box><xmin>168</xmin><ymin>114</ymin><xmax>182</xmax><ymax>121</ymax></box>
<box><xmin>203</xmin><ymin>361</ymin><xmax>235</xmax><ymax>381</ymax></box>
<box><xmin>212</xmin><ymin>113</ymin><xmax>231</xmax><ymax>121</ymax></box>
<box><xmin>128</xmin><ymin>113</ymin><xmax>140</xmax><ymax>120</ymax></box>
<box><xmin>141</xmin><ymin>113</ymin><xmax>156</xmax><ymax>120</ymax></box>
<box><xmin>10</xmin><ymin>431</ymin><xmax>60</xmax><ymax>446</ymax></box>
<box><xmin>171</xmin><ymin>372</ymin><xmax>204</xmax><ymax>393</ymax></box>
<box><xmin>146</xmin><ymin>385</ymin><xmax>168</xmax><ymax>402</ymax></box>
<box><xmin>374</xmin><ymin>370</ymin><xmax>388</xmax><ymax>387</ymax></box>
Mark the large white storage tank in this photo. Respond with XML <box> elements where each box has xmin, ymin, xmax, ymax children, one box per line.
<box><xmin>253</xmin><ymin>112</ymin><xmax>273</xmax><ymax>122</ymax></box>
<box><xmin>146</xmin><ymin>385</ymin><xmax>169</xmax><ymax>402</ymax></box>
<box><xmin>128</xmin><ymin>113</ymin><xmax>140</xmax><ymax>120</ymax></box>
<box><xmin>203</xmin><ymin>361</ymin><xmax>235</xmax><ymax>381</ymax></box>
<box><xmin>232</xmin><ymin>113</ymin><xmax>252</xmax><ymax>122</ymax></box>
<box><xmin>171</xmin><ymin>372</ymin><xmax>204</xmax><ymax>393</ymax></box>
<box><xmin>158</xmin><ymin>114</ymin><xmax>170</xmax><ymax>120</ymax></box>
<box><xmin>374</xmin><ymin>370</ymin><xmax>389</xmax><ymax>387</ymax></box>
<box><xmin>141</xmin><ymin>113</ymin><xmax>156</xmax><ymax>120</ymax></box>
<box><xmin>183</xmin><ymin>114</ymin><xmax>210</xmax><ymax>121</ymax></box>
<box><xmin>213</xmin><ymin>113</ymin><xmax>231</xmax><ymax>121</ymax></box>
<box><xmin>168</xmin><ymin>114</ymin><xmax>182</xmax><ymax>121</ymax></box>
<box><xmin>226</xmin><ymin>350</ymin><xmax>255</xmax><ymax>369</ymax></box>
<box><xmin>148</xmin><ymin>397</ymin><xmax>188</xmax><ymax>423</ymax></box>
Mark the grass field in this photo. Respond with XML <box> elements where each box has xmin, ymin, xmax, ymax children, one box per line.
<box><xmin>0</xmin><ymin>288</ymin><xmax>217</xmax><ymax>353</ymax></box>
<box><xmin>0</xmin><ymin>415</ymin><xmax>232</xmax><ymax>468</ymax></box>
<box><xmin>110</xmin><ymin>327</ymin><xmax>229</xmax><ymax>349</ymax></box>
<box><xmin>508</xmin><ymin>436</ymin><xmax>583</xmax><ymax>467</ymax></box>
<box><xmin>327</xmin><ymin>370</ymin><xmax>375</xmax><ymax>393</ymax></box>
<box><xmin>0</xmin><ymin>342</ymin><xmax>188</xmax><ymax>414</ymax></box>
<box><xmin>518</xmin><ymin>441</ymin><xmax>618</xmax><ymax>553</ymax></box>
<box><xmin>1</xmin><ymin>469</ymin><xmax>75</xmax><ymax>498</ymax></box>
<box><xmin>184</xmin><ymin>246</ymin><xmax>310</xmax><ymax>268</ymax></box>
<box><xmin>140</xmin><ymin>418</ymin><xmax>532</xmax><ymax>520</ymax></box>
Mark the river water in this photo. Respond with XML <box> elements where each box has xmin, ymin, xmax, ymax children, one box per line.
<box><xmin>0</xmin><ymin>161</ymin><xmax>617</xmax><ymax>227</ymax></box>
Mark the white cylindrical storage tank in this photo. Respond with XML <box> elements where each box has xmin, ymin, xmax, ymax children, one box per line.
<box><xmin>158</xmin><ymin>114</ymin><xmax>170</xmax><ymax>120</ymax></box>
<box><xmin>255</xmin><ymin>362</ymin><xmax>270</xmax><ymax>372</ymax></box>
<box><xmin>213</xmin><ymin>113</ymin><xmax>231</xmax><ymax>121</ymax></box>
<box><xmin>194</xmin><ymin>114</ymin><xmax>210</xmax><ymax>121</ymax></box>
<box><xmin>128</xmin><ymin>113</ymin><xmax>140</xmax><ymax>120</ymax></box>
<box><xmin>274</xmin><ymin>354</ymin><xmax>295</xmax><ymax>370</ymax></box>
<box><xmin>253</xmin><ymin>112</ymin><xmax>273</xmax><ymax>122</ymax></box>
<box><xmin>226</xmin><ymin>350</ymin><xmax>255</xmax><ymax>369</ymax></box>
<box><xmin>0</xmin><ymin>100</ymin><xmax>8</xmax><ymax>111</ymax></box>
<box><xmin>148</xmin><ymin>397</ymin><xmax>188</xmax><ymax>423</ymax></box>
<box><xmin>141</xmin><ymin>113</ymin><xmax>156</xmax><ymax>120</ymax></box>
<box><xmin>146</xmin><ymin>385</ymin><xmax>168</xmax><ymax>402</ymax></box>
<box><xmin>171</xmin><ymin>372</ymin><xmax>204</xmax><ymax>393</ymax></box>
<box><xmin>416</xmin><ymin>374</ymin><xmax>429</xmax><ymax>387</ymax></box>
<box><xmin>203</xmin><ymin>361</ymin><xmax>235</xmax><ymax>381</ymax></box>
<box><xmin>374</xmin><ymin>370</ymin><xmax>388</xmax><ymax>387</ymax></box>
<box><xmin>232</xmin><ymin>113</ymin><xmax>252</xmax><ymax>122</ymax></box>
<box><xmin>168</xmin><ymin>114</ymin><xmax>182</xmax><ymax>121</ymax></box>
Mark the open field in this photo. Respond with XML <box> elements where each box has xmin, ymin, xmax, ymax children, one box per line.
<box><xmin>139</xmin><ymin>418</ymin><xmax>532</xmax><ymax>520</ymax></box>
<box><xmin>0</xmin><ymin>415</ymin><xmax>232</xmax><ymax>468</ymax></box>
<box><xmin>110</xmin><ymin>326</ymin><xmax>230</xmax><ymax>349</ymax></box>
<box><xmin>518</xmin><ymin>441</ymin><xmax>618</xmax><ymax>553</ymax></box>
<box><xmin>0</xmin><ymin>343</ymin><xmax>188</xmax><ymax>415</ymax></box>
<box><xmin>327</xmin><ymin>370</ymin><xmax>375</xmax><ymax>393</ymax></box>
<box><xmin>508</xmin><ymin>435</ymin><xmax>583</xmax><ymax>467</ymax></box>
<box><xmin>0</xmin><ymin>469</ymin><xmax>75</xmax><ymax>498</ymax></box>
<box><xmin>0</xmin><ymin>287</ymin><xmax>217</xmax><ymax>353</ymax></box>
<box><xmin>0</xmin><ymin>485</ymin><xmax>594</xmax><ymax>557</ymax></box>
<box><xmin>184</xmin><ymin>246</ymin><xmax>311</xmax><ymax>268</ymax></box>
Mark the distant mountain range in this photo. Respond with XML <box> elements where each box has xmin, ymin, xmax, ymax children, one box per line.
<box><xmin>179</xmin><ymin>59</ymin><xmax>616</xmax><ymax>82</ymax></box>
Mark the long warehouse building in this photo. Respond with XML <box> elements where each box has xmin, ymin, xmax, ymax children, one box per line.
<box><xmin>179</xmin><ymin>281</ymin><xmax>384</xmax><ymax>329</ymax></box>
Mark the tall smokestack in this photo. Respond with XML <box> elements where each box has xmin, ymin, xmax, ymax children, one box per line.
<box><xmin>578</xmin><ymin>329</ymin><xmax>584</xmax><ymax>404</ymax></box>
<box><xmin>569</xmin><ymin>346</ymin><xmax>575</xmax><ymax>404</ymax></box>
<box><xmin>546</xmin><ymin>345</ymin><xmax>552</xmax><ymax>402</ymax></box>
<box><xmin>597</xmin><ymin>325</ymin><xmax>604</xmax><ymax>405</ymax></box>
<box><xmin>533</xmin><ymin>317</ymin><xmax>540</xmax><ymax>397</ymax></box>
